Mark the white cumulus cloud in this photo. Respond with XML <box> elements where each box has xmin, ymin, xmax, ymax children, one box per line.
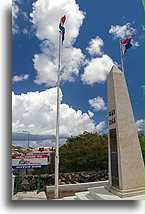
<box><xmin>96</xmin><ymin>121</ymin><xmax>106</xmax><ymax>133</ymax></box>
<box><xmin>30</xmin><ymin>0</ymin><xmax>85</xmax><ymax>46</ymax></box>
<box><xmin>136</xmin><ymin>119</ymin><xmax>144</xmax><ymax>131</ymax></box>
<box><xmin>109</xmin><ymin>23</ymin><xmax>136</xmax><ymax>40</ymax></box>
<box><xmin>12</xmin><ymin>88</ymin><xmax>98</xmax><ymax>138</ymax></box>
<box><xmin>86</xmin><ymin>36</ymin><xmax>104</xmax><ymax>56</ymax></box>
<box><xmin>81</xmin><ymin>54</ymin><xmax>114</xmax><ymax>85</ymax></box>
<box><xmin>33</xmin><ymin>53</ymin><xmax>58</xmax><ymax>86</ymax></box>
<box><xmin>33</xmin><ymin>43</ymin><xmax>85</xmax><ymax>86</ymax></box>
<box><xmin>12</xmin><ymin>74</ymin><xmax>29</xmax><ymax>83</ymax></box>
<box><xmin>89</xmin><ymin>96</ymin><xmax>107</xmax><ymax>111</ymax></box>
<box><xmin>61</xmin><ymin>47</ymin><xmax>85</xmax><ymax>82</ymax></box>
<box><xmin>12</xmin><ymin>0</ymin><xmax>30</xmax><ymax>35</ymax></box>
<box><xmin>88</xmin><ymin>110</ymin><xmax>94</xmax><ymax>118</ymax></box>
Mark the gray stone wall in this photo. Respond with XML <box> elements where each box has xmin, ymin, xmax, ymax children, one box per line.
<box><xmin>14</xmin><ymin>170</ymin><xmax>108</xmax><ymax>192</ymax></box>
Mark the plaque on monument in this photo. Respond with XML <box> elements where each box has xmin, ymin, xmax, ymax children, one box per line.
<box><xmin>109</xmin><ymin>128</ymin><xmax>119</xmax><ymax>188</ymax></box>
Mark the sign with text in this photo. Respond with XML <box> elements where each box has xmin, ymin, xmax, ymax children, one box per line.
<box><xmin>27</xmin><ymin>152</ymin><xmax>51</xmax><ymax>164</ymax></box>
<box><xmin>27</xmin><ymin>152</ymin><xmax>51</xmax><ymax>156</ymax></box>
<box><xmin>12</xmin><ymin>155</ymin><xmax>48</xmax><ymax>169</ymax></box>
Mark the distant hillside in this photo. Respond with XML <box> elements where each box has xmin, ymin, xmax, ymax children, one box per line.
<box><xmin>12</xmin><ymin>145</ymin><xmax>34</xmax><ymax>156</ymax></box>
<box><xmin>12</xmin><ymin>131</ymin><xmax>144</xmax><ymax>175</ymax></box>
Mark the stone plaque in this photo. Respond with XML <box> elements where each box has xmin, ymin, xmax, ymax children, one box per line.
<box><xmin>109</xmin><ymin>128</ymin><xmax>119</xmax><ymax>187</ymax></box>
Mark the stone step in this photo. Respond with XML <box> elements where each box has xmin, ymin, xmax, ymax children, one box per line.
<box><xmin>88</xmin><ymin>186</ymin><xmax>120</xmax><ymax>200</ymax></box>
<box><xmin>63</xmin><ymin>196</ymin><xmax>77</xmax><ymax>200</ymax></box>
<box><xmin>62</xmin><ymin>187</ymin><xmax>144</xmax><ymax>200</ymax></box>
<box><xmin>75</xmin><ymin>191</ymin><xmax>94</xmax><ymax>200</ymax></box>
<box><xmin>12</xmin><ymin>191</ymin><xmax>47</xmax><ymax>200</ymax></box>
<box><xmin>53</xmin><ymin>198</ymin><xmax>64</xmax><ymax>200</ymax></box>
<box><xmin>88</xmin><ymin>186</ymin><xmax>144</xmax><ymax>200</ymax></box>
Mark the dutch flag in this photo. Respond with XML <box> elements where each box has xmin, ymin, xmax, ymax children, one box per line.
<box><xmin>59</xmin><ymin>15</ymin><xmax>66</xmax><ymax>45</ymax></box>
<box><xmin>121</xmin><ymin>34</ymin><xmax>135</xmax><ymax>55</ymax></box>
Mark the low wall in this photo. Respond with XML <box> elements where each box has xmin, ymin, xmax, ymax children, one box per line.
<box><xmin>14</xmin><ymin>170</ymin><xmax>108</xmax><ymax>192</ymax></box>
<box><xmin>46</xmin><ymin>180</ymin><xmax>108</xmax><ymax>196</ymax></box>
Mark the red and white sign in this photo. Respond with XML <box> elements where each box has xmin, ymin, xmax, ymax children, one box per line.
<box><xmin>12</xmin><ymin>155</ymin><xmax>48</xmax><ymax>169</ymax></box>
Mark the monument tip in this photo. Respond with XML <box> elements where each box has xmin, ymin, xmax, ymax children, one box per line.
<box><xmin>110</xmin><ymin>65</ymin><xmax>122</xmax><ymax>74</ymax></box>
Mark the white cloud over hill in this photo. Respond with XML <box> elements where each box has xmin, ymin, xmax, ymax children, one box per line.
<box><xmin>96</xmin><ymin>121</ymin><xmax>106</xmax><ymax>133</ymax></box>
<box><xmin>12</xmin><ymin>88</ymin><xmax>106</xmax><ymax>139</ymax></box>
<box><xmin>136</xmin><ymin>119</ymin><xmax>144</xmax><ymax>131</ymax></box>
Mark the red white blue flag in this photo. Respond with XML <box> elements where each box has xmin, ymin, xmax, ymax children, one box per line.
<box><xmin>121</xmin><ymin>34</ymin><xmax>135</xmax><ymax>55</ymax></box>
<box><xmin>59</xmin><ymin>15</ymin><xmax>66</xmax><ymax>45</ymax></box>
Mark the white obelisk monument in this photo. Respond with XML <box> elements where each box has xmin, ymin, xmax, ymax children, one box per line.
<box><xmin>106</xmin><ymin>65</ymin><xmax>144</xmax><ymax>197</ymax></box>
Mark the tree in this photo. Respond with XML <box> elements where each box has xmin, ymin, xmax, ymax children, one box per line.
<box><xmin>32</xmin><ymin>131</ymin><xmax>144</xmax><ymax>175</ymax></box>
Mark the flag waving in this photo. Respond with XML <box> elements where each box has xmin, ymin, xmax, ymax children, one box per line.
<box><xmin>59</xmin><ymin>15</ymin><xmax>66</xmax><ymax>45</ymax></box>
<box><xmin>121</xmin><ymin>34</ymin><xmax>135</xmax><ymax>55</ymax></box>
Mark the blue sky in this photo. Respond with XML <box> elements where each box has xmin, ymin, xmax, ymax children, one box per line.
<box><xmin>12</xmin><ymin>0</ymin><xmax>144</xmax><ymax>148</ymax></box>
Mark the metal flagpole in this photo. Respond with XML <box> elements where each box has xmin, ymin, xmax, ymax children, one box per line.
<box><xmin>119</xmin><ymin>39</ymin><xmax>125</xmax><ymax>72</ymax></box>
<box><xmin>55</xmin><ymin>31</ymin><xmax>61</xmax><ymax>199</ymax></box>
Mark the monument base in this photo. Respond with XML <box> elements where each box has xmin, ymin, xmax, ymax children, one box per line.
<box><xmin>88</xmin><ymin>186</ymin><xmax>144</xmax><ymax>200</ymax></box>
<box><xmin>105</xmin><ymin>185</ymin><xmax>144</xmax><ymax>198</ymax></box>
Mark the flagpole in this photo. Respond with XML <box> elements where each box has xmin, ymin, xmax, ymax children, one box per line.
<box><xmin>55</xmin><ymin>31</ymin><xmax>61</xmax><ymax>199</ymax></box>
<box><xmin>119</xmin><ymin>39</ymin><xmax>125</xmax><ymax>72</ymax></box>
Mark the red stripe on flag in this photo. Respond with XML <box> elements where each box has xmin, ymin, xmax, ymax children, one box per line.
<box><xmin>61</xmin><ymin>15</ymin><xmax>66</xmax><ymax>25</ymax></box>
<box><xmin>122</xmin><ymin>34</ymin><xmax>135</xmax><ymax>44</ymax></box>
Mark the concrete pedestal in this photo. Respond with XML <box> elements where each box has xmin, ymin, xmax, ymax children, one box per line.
<box><xmin>88</xmin><ymin>186</ymin><xmax>144</xmax><ymax>200</ymax></box>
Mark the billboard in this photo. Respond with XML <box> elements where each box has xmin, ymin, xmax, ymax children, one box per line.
<box><xmin>12</xmin><ymin>155</ymin><xmax>48</xmax><ymax>169</ymax></box>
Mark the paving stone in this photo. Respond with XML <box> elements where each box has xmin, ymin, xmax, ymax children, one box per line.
<box><xmin>12</xmin><ymin>191</ymin><xmax>47</xmax><ymax>200</ymax></box>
